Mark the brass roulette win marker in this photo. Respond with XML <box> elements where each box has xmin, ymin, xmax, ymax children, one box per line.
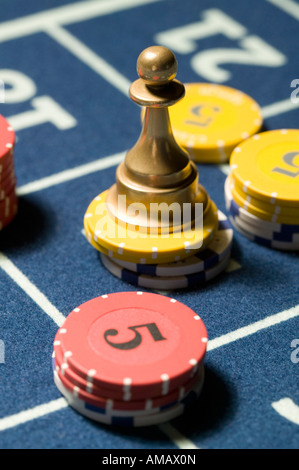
<box><xmin>84</xmin><ymin>46</ymin><xmax>227</xmax><ymax>282</ymax></box>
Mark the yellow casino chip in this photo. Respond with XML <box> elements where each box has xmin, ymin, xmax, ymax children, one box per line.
<box><xmin>231</xmin><ymin>175</ymin><xmax>299</xmax><ymax>219</ymax></box>
<box><xmin>228</xmin><ymin>175</ymin><xmax>299</xmax><ymax>225</ymax></box>
<box><xmin>84</xmin><ymin>190</ymin><xmax>218</xmax><ymax>264</ymax></box>
<box><xmin>230</xmin><ymin>129</ymin><xmax>299</xmax><ymax>206</ymax></box>
<box><xmin>167</xmin><ymin>83</ymin><xmax>263</xmax><ymax>163</ymax></box>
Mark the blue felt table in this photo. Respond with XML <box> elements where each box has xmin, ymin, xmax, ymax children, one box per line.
<box><xmin>0</xmin><ymin>0</ymin><xmax>298</xmax><ymax>450</ymax></box>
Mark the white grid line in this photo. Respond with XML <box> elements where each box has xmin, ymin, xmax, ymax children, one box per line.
<box><xmin>0</xmin><ymin>0</ymin><xmax>164</xmax><ymax>43</ymax></box>
<box><xmin>267</xmin><ymin>0</ymin><xmax>299</xmax><ymax>20</ymax></box>
<box><xmin>45</xmin><ymin>25</ymin><xmax>131</xmax><ymax>97</ymax></box>
<box><xmin>17</xmin><ymin>151</ymin><xmax>125</xmax><ymax>196</ymax></box>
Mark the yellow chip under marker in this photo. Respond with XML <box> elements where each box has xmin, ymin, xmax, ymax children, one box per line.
<box><xmin>231</xmin><ymin>175</ymin><xmax>299</xmax><ymax>218</ymax></box>
<box><xmin>84</xmin><ymin>190</ymin><xmax>218</xmax><ymax>264</ymax></box>
<box><xmin>230</xmin><ymin>129</ymin><xmax>299</xmax><ymax>206</ymax></box>
<box><xmin>228</xmin><ymin>175</ymin><xmax>299</xmax><ymax>225</ymax></box>
<box><xmin>167</xmin><ymin>83</ymin><xmax>263</xmax><ymax>163</ymax></box>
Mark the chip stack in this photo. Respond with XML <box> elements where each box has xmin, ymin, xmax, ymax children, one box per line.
<box><xmin>0</xmin><ymin>115</ymin><xmax>17</xmax><ymax>231</ymax></box>
<box><xmin>84</xmin><ymin>210</ymin><xmax>233</xmax><ymax>289</ymax></box>
<box><xmin>84</xmin><ymin>46</ymin><xmax>234</xmax><ymax>289</ymax></box>
<box><xmin>225</xmin><ymin>129</ymin><xmax>299</xmax><ymax>250</ymax></box>
<box><xmin>53</xmin><ymin>292</ymin><xmax>207</xmax><ymax>427</ymax></box>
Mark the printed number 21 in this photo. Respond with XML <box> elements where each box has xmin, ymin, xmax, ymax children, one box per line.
<box><xmin>155</xmin><ymin>9</ymin><xmax>286</xmax><ymax>82</ymax></box>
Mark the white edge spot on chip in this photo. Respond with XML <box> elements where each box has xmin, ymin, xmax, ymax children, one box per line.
<box><xmin>241</xmin><ymin>132</ymin><xmax>249</xmax><ymax>139</ymax></box>
<box><xmin>101</xmin><ymin>294</ymin><xmax>108</xmax><ymax>299</ymax></box>
<box><xmin>137</xmin><ymin>291</ymin><xmax>143</xmax><ymax>295</ymax></box>
<box><xmin>123</xmin><ymin>391</ymin><xmax>131</xmax><ymax>401</ymax></box>
<box><xmin>6</xmin><ymin>143</ymin><xmax>12</xmax><ymax>148</ymax></box>
<box><xmin>161</xmin><ymin>374</ymin><xmax>170</xmax><ymax>395</ymax></box>
<box><xmin>123</xmin><ymin>377</ymin><xmax>132</xmax><ymax>386</ymax></box>
<box><xmin>234</xmin><ymin>148</ymin><xmax>241</xmax><ymax>153</ymax></box>
<box><xmin>73</xmin><ymin>386</ymin><xmax>80</xmax><ymax>397</ymax></box>
<box><xmin>73</xmin><ymin>307</ymin><xmax>80</xmax><ymax>312</ymax></box>
<box><xmin>87</xmin><ymin>369</ymin><xmax>96</xmax><ymax>380</ymax></box>
<box><xmin>145</xmin><ymin>399</ymin><xmax>153</xmax><ymax>411</ymax></box>
<box><xmin>170</xmin><ymin>298</ymin><xmax>176</xmax><ymax>303</ymax></box>
<box><xmin>152</xmin><ymin>247</ymin><xmax>158</xmax><ymax>259</ymax></box>
<box><xmin>95</xmin><ymin>196</ymin><xmax>102</xmax><ymax>201</ymax></box>
<box><xmin>53</xmin><ymin>340</ymin><xmax>61</xmax><ymax>346</ymax></box>
<box><xmin>201</xmin><ymin>337</ymin><xmax>208</xmax><ymax>343</ymax></box>
<box><xmin>64</xmin><ymin>351</ymin><xmax>72</xmax><ymax>361</ymax></box>
<box><xmin>217</xmin><ymin>140</ymin><xmax>225</xmax><ymax>148</ymax></box>
<box><xmin>243</xmin><ymin>181</ymin><xmax>250</xmax><ymax>193</ymax></box>
<box><xmin>84</xmin><ymin>213</ymin><xmax>92</xmax><ymax>218</ymax></box>
<box><xmin>194</xmin><ymin>315</ymin><xmax>201</xmax><ymax>320</ymax></box>
<box><xmin>106</xmin><ymin>399</ymin><xmax>114</xmax><ymax>410</ymax></box>
<box><xmin>270</xmin><ymin>192</ymin><xmax>277</xmax><ymax>204</ymax></box>
<box><xmin>253</xmin><ymin>134</ymin><xmax>260</xmax><ymax>140</ymax></box>
<box><xmin>280</xmin><ymin>129</ymin><xmax>287</xmax><ymax>134</ymax></box>
<box><xmin>61</xmin><ymin>363</ymin><xmax>69</xmax><ymax>375</ymax></box>
<box><xmin>59</xmin><ymin>328</ymin><xmax>67</xmax><ymax>335</ymax></box>
<box><xmin>118</xmin><ymin>242</ymin><xmax>125</xmax><ymax>254</ymax></box>
<box><xmin>7</xmin><ymin>126</ymin><xmax>13</xmax><ymax>131</ymax></box>
<box><xmin>189</xmin><ymin>358</ymin><xmax>198</xmax><ymax>376</ymax></box>
<box><xmin>198</xmin><ymin>135</ymin><xmax>208</xmax><ymax>143</ymax></box>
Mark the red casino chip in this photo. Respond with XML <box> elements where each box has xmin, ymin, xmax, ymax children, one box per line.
<box><xmin>0</xmin><ymin>115</ymin><xmax>15</xmax><ymax>167</ymax></box>
<box><xmin>54</xmin><ymin>292</ymin><xmax>208</xmax><ymax>397</ymax></box>
<box><xmin>0</xmin><ymin>174</ymin><xmax>17</xmax><ymax>201</ymax></box>
<box><xmin>0</xmin><ymin>188</ymin><xmax>18</xmax><ymax>230</ymax></box>
<box><xmin>53</xmin><ymin>348</ymin><xmax>202</xmax><ymax>412</ymax></box>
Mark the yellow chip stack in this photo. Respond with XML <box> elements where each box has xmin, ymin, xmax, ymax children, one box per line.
<box><xmin>225</xmin><ymin>129</ymin><xmax>299</xmax><ymax>250</ymax></box>
<box><xmin>83</xmin><ymin>46</ymin><xmax>233</xmax><ymax>289</ymax></box>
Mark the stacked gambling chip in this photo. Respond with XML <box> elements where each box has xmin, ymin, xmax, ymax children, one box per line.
<box><xmin>52</xmin><ymin>292</ymin><xmax>207</xmax><ymax>427</ymax></box>
<box><xmin>142</xmin><ymin>83</ymin><xmax>263</xmax><ymax>164</ymax></box>
<box><xmin>225</xmin><ymin>130</ymin><xmax>299</xmax><ymax>250</ymax></box>
<box><xmin>0</xmin><ymin>115</ymin><xmax>18</xmax><ymax>231</ymax></box>
<box><xmin>83</xmin><ymin>47</ymin><xmax>241</xmax><ymax>289</ymax></box>
<box><xmin>84</xmin><ymin>209</ymin><xmax>233</xmax><ymax>290</ymax></box>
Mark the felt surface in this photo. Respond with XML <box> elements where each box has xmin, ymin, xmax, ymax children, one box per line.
<box><xmin>0</xmin><ymin>0</ymin><xmax>298</xmax><ymax>449</ymax></box>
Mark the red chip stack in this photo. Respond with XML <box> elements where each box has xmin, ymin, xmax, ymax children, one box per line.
<box><xmin>0</xmin><ymin>115</ymin><xmax>18</xmax><ymax>231</ymax></box>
